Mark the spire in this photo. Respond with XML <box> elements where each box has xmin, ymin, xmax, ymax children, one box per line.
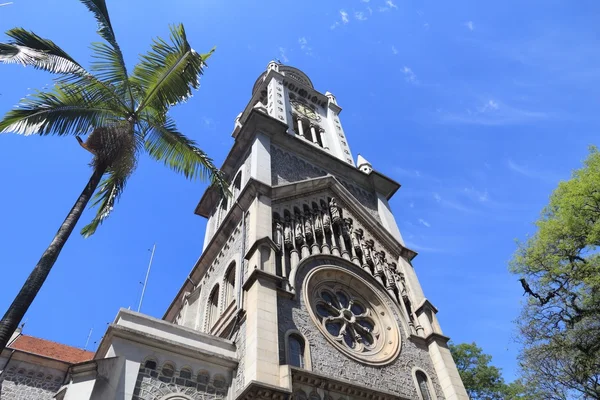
<box><xmin>357</xmin><ymin>154</ymin><xmax>373</xmax><ymax>174</ymax></box>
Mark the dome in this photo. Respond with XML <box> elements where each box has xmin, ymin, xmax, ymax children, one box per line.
<box><xmin>252</xmin><ymin>64</ymin><xmax>314</xmax><ymax>96</ymax></box>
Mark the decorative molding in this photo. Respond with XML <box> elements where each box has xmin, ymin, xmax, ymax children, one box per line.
<box><xmin>291</xmin><ymin>368</ymin><xmax>411</xmax><ymax>400</ymax></box>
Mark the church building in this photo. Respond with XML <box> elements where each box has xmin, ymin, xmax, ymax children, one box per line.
<box><xmin>0</xmin><ymin>63</ymin><xmax>469</xmax><ymax>400</ymax></box>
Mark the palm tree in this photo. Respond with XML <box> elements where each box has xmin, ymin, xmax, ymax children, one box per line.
<box><xmin>0</xmin><ymin>0</ymin><xmax>228</xmax><ymax>352</ymax></box>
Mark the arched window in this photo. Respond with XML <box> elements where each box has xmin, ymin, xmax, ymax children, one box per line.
<box><xmin>233</xmin><ymin>173</ymin><xmax>242</xmax><ymax>198</ymax></box>
<box><xmin>161</xmin><ymin>363</ymin><xmax>175</xmax><ymax>378</ymax></box>
<box><xmin>179</xmin><ymin>368</ymin><xmax>192</xmax><ymax>380</ymax></box>
<box><xmin>144</xmin><ymin>360</ymin><xmax>157</xmax><ymax>370</ymax></box>
<box><xmin>197</xmin><ymin>370</ymin><xmax>210</xmax><ymax>384</ymax></box>
<box><xmin>288</xmin><ymin>334</ymin><xmax>305</xmax><ymax>368</ymax></box>
<box><xmin>416</xmin><ymin>370</ymin><xmax>433</xmax><ymax>400</ymax></box>
<box><xmin>208</xmin><ymin>285</ymin><xmax>220</xmax><ymax>329</ymax></box>
<box><xmin>224</xmin><ymin>262</ymin><xmax>236</xmax><ymax>306</ymax></box>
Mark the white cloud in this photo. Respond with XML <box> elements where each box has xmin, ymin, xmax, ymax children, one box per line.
<box><xmin>278</xmin><ymin>47</ymin><xmax>289</xmax><ymax>63</ymax></box>
<box><xmin>392</xmin><ymin>45</ymin><xmax>398</xmax><ymax>55</ymax></box>
<box><xmin>418</xmin><ymin>218</ymin><xmax>431</xmax><ymax>228</ymax></box>
<box><xmin>424</xmin><ymin>22</ymin><xmax>430</xmax><ymax>30</ymax></box>
<box><xmin>355</xmin><ymin>11</ymin><xmax>367</xmax><ymax>21</ymax></box>
<box><xmin>465</xmin><ymin>21</ymin><xmax>475</xmax><ymax>31</ymax></box>
<box><xmin>507</xmin><ymin>160</ymin><xmax>562</xmax><ymax>183</ymax></box>
<box><xmin>464</xmin><ymin>187</ymin><xmax>489</xmax><ymax>203</ymax></box>
<box><xmin>433</xmin><ymin>193</ymin><xmax>442</xmax><ymax>203</ymax></box>
<box><xmin>298</xmin><ymin>37</ymin><xmax>312</xmax><ymax>55</ymax></box>
<box><xmin>437</xmin><ymin>99</ymin><xmax>552</xmax><ymax>126</ymax></box>
<box><xmin>367</xmin><ymin>6</ymin><xmax>373</xmax><ymax>14</ymax></box>
<box><xmin>402</xmin><ymin>66</ymin><xmax>418</xmax><ymax>84</ymax></box>
<box><xmin>386</xmin><ymin>0</ymin><xmax>398</xmax><ymax>9</ymax></box>
<box><xmin>340</xmin><ymin>10</ymin><xmax>349</xmax><ymax>24</ymax></box>
<box><xmin>330</xmin><ymin>21</ymin><xmax>340</xmax><ymax>30</ymax></box>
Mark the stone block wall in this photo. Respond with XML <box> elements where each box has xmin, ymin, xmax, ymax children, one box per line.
<box><xmin>0</xmin><ymin>361</ymin><xmax>63</xmax><ymax>400</ymax></box>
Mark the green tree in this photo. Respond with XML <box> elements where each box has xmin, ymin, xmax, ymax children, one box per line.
<box><xmin>0</xmin><ymin>0</ymin><xmax>228</xmax><ymax>352</ymax></box>
<box><xmin>450</xmin><ymin>342</ymin><xmax>535</xmax><ymax>400</ymax></box>
<box><xmin>450</xmin><ymin>342</ymin><xmax>507</xmax><ymax>399</ymax></box>
<box><xmin>511</xmin><ymin>146</ymin><xmax>600</xmax><ymax>399</ymax></box>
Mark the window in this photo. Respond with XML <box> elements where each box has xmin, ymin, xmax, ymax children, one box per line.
<box><xmin>288</xmin><ymin>334</ymin><xmax>305</xmax><ymax>368</ymax></box>
<box><xmin>233</xmin><ymin>173</ymin><xmax>242</xmax><ymax>198</ymax></box>
<box><xmin>179</xmin><ymin>368</ymin><xmax>192</xmax><ymax>380</ymax></box>
<box><xmin>197</xmin><ymin>370</ymin><xmax>210</xmax><ymax>384</ymax></box>
<box><xmin>161</xmin><ymin>363</ymin><xmax>175</xmax><ymax>378</ymax></box>
<box><xmin>225</xmin><ymin>263</ymin><xmax>236</xmax><ymax>306</ymax></box>
<box><xmin>416</xmin><ymin>371</ymin><xmax>432</xmax><ymax>400</ymax></box>
<box><xmin>208</xmin><ymin>285</ymin><xmax>220</xmax><ymax>329</ymax></box>
<box><xmin>144</xmin><ymin>360</ymin><xmax>157</xmax><ymax>370</ymax></box>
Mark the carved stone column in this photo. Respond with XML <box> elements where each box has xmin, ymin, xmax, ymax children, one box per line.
<box><xmin>361</xmin><ymin>239</ymin><xmax>375</xmax><ymax>275</ymax></box>
<box><xmin>296</xmin><ymin>117</ymin><xmax>304</xmax><ymax>137</ymax></box>
<box><xmin>309</xmin><ymin>124</ymin><xmax>319</xmax><ymax>145</ymax></box>
<box><xmin>339</xmin><ymin>218</ymin><xmax>352</xmax><ymax>261</ymax></box>
<box><xmin>351</xmin><ymin>228</ymin><xmax>364</xmax><ymax>266</ymax></box>
<box><xmin>319</xmin><ymin>128</ymin><xmax>329</xmax><ymax>150</ymax></box>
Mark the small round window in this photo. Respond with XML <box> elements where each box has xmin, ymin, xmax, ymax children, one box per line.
<box><xmin>303</xmin><ymin>266</ymin><xmax>401</xmax><ymax>365</ymax></box>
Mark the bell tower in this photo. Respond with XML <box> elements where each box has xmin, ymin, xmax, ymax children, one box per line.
<box><xmin>164</xmin><ymin>62</ymin><xmax>469</xmax><ymax>400</ymax></box>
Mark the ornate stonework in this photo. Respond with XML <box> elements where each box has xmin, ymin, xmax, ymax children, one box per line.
<box><xmin>0</xmin><ymin>365</ymin><xmax>63</xmax><ymax>400</ymax></box>
<box><xmin>270</xmin><ymin>146</ymin><xmax>379</xmax><ymax>220</ymax></box>
<box><xmin>277</xmin><ymin>257</ymin><xmax>445</xmax><ymax>400</ymax></box>
<box><xmin>303</xmin><ymin>266</ymin><xmax>401</xmax><ymax>366</ymax></box>
<box><xmin>132</xmin><ymin>364</ymin><xmax>229</xmax><ymax>400</ymax></box>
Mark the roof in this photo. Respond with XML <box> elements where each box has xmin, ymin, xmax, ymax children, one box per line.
<box><xmin>8</xmin><ymin>334</ymin><xmax>94</xmax><ymax>364</ymax></box>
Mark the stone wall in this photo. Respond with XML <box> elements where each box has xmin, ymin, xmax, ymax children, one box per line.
<box><xmin>132</xmin><ymin>362</ymin><xmax>229</xmax><ymax>400</ymax></box>
<box><xmin>233</xmin><ymin>318</ymin><xmax>247</xmax><ymax>394</ymax></box>
<box><xmin>198</xmin><ymin>222</ymin><xmax>243</xmax><ymax>332</ymax></box>
<box><xmin>0</xmin><ymin>361</ymin><xmax>63</xmax><ymax>400</ymax></box>
<box><xmin>270</xmin><ymin>145</ymin><xmax>380</xmax><ymax>221</ymax></box>
<box><xmin>277</xmin><ymin>258</ymin><xmax>444</xmax><ymax>400</ymax></box>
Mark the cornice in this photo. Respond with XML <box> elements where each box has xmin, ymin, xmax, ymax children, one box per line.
<box><xmin>236</xmin><ymin>380</ymin><xmax>292</xmax><ymax>400</ymax></box>
<box><xmin>291</xmin><ymin>368</ymin><xmax>410</xmax><ymax>400</ymax></box>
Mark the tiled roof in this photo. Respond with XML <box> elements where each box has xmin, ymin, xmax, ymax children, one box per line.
<box><xmin>8</xmin><ymin>334</ymin><xmax>94</xmax><ymax>364</ymax></box>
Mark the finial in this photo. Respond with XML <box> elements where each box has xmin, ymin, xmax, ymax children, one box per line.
<box><xmin>357</xmin><ymin>154</ymin><xmax>373</xmax><ymax>174</ymax></box>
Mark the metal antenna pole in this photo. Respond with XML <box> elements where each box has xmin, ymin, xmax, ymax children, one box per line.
<box><xmin>84</xmin><ymin>328</ymin><xmax>93</xmax><ymax>350</ymax></box>
<box><xmin>138</xmin><ymin>244</ymin><xmax>156</xmax><ymax>313</ymax></box>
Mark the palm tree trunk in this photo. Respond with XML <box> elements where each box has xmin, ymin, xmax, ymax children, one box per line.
<box><xmin>0</xmin><ymin>164</ymin><xmax>107</xmax><ymax>352</ymax></box>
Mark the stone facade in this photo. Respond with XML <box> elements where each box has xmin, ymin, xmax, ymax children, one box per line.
<box><xmin>132</xmin><ymin>363</ymin><xmax>229</xmax><ymax>400</ymax></box>
<box><xmin>0</xmin><ymin>362</ymin><xmax>63</xmax><ymax>400</ymax></box>
<box><xmin>271</xmin><ymin>145</ymin><xmax>379</xmax><ymax>221</ymax></box>
<box><xmin>278</xmin><ymin>257</ymin><xmax>444</xmax><ymax>400</ymax></box>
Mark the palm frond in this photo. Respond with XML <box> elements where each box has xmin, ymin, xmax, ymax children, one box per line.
<box><xmin>0</xmin><ymin>83</ymin><xmax>120</xmax><ymax>135</ymax></box>
<box><xmin>81</xmin><ymin>0</ymin><xmax>132</xmax><ymax>107</ymax></box>
<box><xmin>0</xmin><ymin>28</ymin><xmax>86</xmax><ymax>75</ymax></box>
<box><xmin>132</xmin><ymin>24</ymin><xmax>215</xmax><ymax>114</ymax></box>
<box><xmin>80</xmin><ymin>170</ymin><xmax>127</xmax><ymax>237</ymax></box>
<box><xmin>141</xmin><ymin>114</ymin><xmax>229</xmax><ymax>194</ymax></box>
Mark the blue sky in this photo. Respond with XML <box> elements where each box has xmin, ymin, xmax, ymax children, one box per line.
<box><xmin>1</xmin><ymin>0</ymin><xmax>599</xmax><ymax>383</ymax></box>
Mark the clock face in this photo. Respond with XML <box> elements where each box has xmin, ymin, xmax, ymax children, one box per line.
<box><xmin>292</xmin><ymin>100</ymin><xmax>320</xmax><ymax>121</ymax></box>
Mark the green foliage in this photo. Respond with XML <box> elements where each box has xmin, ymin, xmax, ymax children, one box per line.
<box><xmin>511</xmin><ymin>146</ymin><xmax>600</xmax><ymax>399</ymax></box>
<box><xmin>0</xmin><ymin>0</ymin><xmax>229</xmax><ymax>237</ymax></box>
<box><xmin>450</xmin><ymin>342</ymin><xmax>506</xmax><ymax>399</ymax></box>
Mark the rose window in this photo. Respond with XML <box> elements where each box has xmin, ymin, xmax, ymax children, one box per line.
<box><xmin>304</xmin><ymin>266</ymin><xmax>401</xmax><ymax>365</ymax></box>
<box><xmin>315</xmin><ymin>289</ymin><xmax>377</xmax><ymax>352</ymax></box>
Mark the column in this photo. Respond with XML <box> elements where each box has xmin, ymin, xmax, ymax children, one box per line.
<box><xmin>296</xmin><ymin>117</ymin><xmax>304</xmax><ymax>137</ymax></box>
<box><xmin>310</xmin><ymin>125</ymin><xmax>319</xmax><ymax>145</ymax></box>
<box><xmin>319</xmin><ymin>128</ymin><xmax>329</xmax><ymax>150</ymax></box>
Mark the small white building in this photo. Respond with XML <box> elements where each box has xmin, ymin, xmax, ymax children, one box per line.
<box><xmin>0</xmin><ymin>63</ymin><xmax>468</xmax><ymax>400</ymax></box>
